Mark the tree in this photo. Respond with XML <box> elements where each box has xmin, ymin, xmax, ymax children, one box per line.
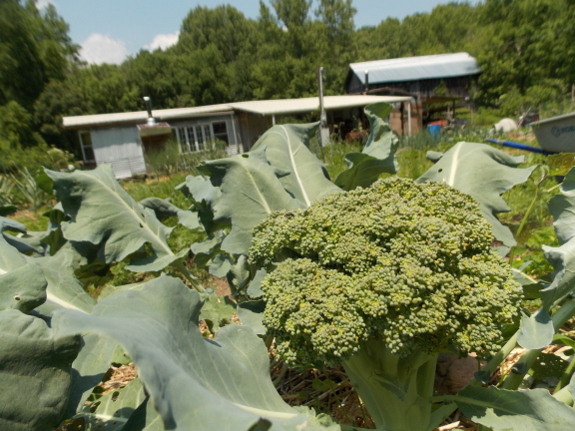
<box><xmin>0</xmin><ymin>0</ymin><xmax>45</xmax><ymax>110</ymax></box>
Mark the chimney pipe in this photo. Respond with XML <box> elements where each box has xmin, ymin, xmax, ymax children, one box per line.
<box><xmin>143</xmin><ymin>96</ymin><xmax>156</xmax><ymax>126</ymax></box>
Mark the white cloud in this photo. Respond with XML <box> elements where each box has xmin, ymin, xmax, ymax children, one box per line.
<box><xmin>36</xmin><ymin>0</ymin><xmax>53</xmax><ymax>9</ymax></box>
<box><xmin>144</xmin><ymin>31</ymin><xmax>180</xmax><ymax>51</ymax></box>
<box><xmin>80</xmin><ymin>33</ymin><xmax>129</xmax><ymax>65</ymax></box>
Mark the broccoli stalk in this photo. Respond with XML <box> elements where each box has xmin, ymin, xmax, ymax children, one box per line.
<box><xmin>342</xmin><ymin>341</ymin><xmax>437</xmax><ymax>430</ymax></box>
<box><xmin>250</xmin><ymin>177</ymin><xmax>522</xmax><ymax>431</ymax></box>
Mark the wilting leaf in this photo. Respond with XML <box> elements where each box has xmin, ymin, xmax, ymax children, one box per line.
<box><xmin>454</xmin><ymin>385</ymin><xmax>575</xmax><ymax>430</ymax></box>
<box><xmin>416</xmin><ymin>142</ymin><xmax>536</xmax><ymax>246</ymax></box>
<box><xmin>199</xmin><ymin>147</ymin><xmax>301</xmax><ymax>255</ymax></box>
<box><xmin>45</xmin><ymin>165</ymin><xmax>186</xmax><ymax>272</ymax></box>
<box><xmin>53</xmin><ymin>276</ymin><xmax>339</xmax><ymax>431</ymax></box>
<box><xmin>251</xmin><ymin>122</ymin><xmax>341</xmax><ymax>206</ymax></box>
<box><xmin>0</xmin><ymin>309</ymin><xmax>80</xmax><ymax>431</ymax></box>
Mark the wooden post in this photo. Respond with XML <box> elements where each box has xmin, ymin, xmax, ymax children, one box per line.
<box><xmin>318</xmin><ymin>67</ymin><xmax>329</xmax><ymax>147</ymax></box>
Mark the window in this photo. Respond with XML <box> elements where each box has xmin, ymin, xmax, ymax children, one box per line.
<box><xmin>79</xmin><ymin>131</ymin><xmax>95</xmax><ymax>162</ymax></box>
<box><xmin>173</xmin><ymin>121</ymin><xmax>229</xmax><ymax>154</ymax></box>
<box><xmin>213</xmin><ymin>121</ymin><xmax>229</xmax><ymax>145</ymax></box>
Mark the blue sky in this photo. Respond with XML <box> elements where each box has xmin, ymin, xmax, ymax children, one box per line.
<box><xmin>37</xmin><ymin>0</ymin><xmax>481</xmax><ymax>64</ymax></box>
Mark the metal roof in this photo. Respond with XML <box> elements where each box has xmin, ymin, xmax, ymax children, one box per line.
<box><xmin>62</xmin><ymin>95</ymin><xmax>412</xmax><ymax>129</ymax></box>
<box><xmin>63</xmin><ymin>104</ymin><xmax>234</xmax><ymax>128</ymax></box>
<box><xmin>349</xmin><ymin>52</ymin><xmax>481</xmax><ymax>84</ymax></box>
<box><xmin>229</xmin><ymin>95</ymin><xmax>412</xmax><ymax>116</ymax></box>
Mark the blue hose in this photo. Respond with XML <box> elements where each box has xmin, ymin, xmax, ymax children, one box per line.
<box><xmin>485</xmin><ymin>138</ymin><xmax>554</xmax><ymax>155</ymax></box>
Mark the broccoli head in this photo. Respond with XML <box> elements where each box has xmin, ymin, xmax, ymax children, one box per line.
<box><xmin>250</xmin><ymin>177</ymin><xmax>522</xmax><ymax>368</ymax></box>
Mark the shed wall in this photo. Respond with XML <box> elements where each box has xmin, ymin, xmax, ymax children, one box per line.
<box><xmin>91</xmin><ymin>127</ymin><xmax>147</xmax><ymax>178</ymax></box>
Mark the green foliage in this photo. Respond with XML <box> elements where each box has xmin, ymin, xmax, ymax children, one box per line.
<box><xmin>145</xmin><ymin>139</ymin><xmax>229</xmax><ymax>178</ymax></box>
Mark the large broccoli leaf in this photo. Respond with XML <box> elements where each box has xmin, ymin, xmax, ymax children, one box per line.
<box><xmin>250</xmin><ymin>122</ymin><xmax>341</xmax><ymax>206</ymax></box>
<box><xmin>0</xmin><ymin>231</ymin><xmax>111</xmax><ymax>418</ymax></box>
<box><xmin>31</xmin><ymin>249</ymin><xmax>96</xmax><ymax>315</ymax></box>
<box><xmin>541</xmin><ymin>167</ymin><xmax>575</xmax><ymax>309</ymax></box>
<box><xmin>45</xmin><ymin>165</ymin><xmax>186</xmax><ymax>272</ymax></box>
<box><xmin>53</xmin><ymin>276</ymin><xmax>339</xmax><ymax>431</ymax></box>
<box><xmin>334</xmin><ymin>103</ymin><xmax>399</xmax><ymax>191</ymax></box>
<box><xmin>416</xmin><ymin>142</ymin><xmax>536</xmax><ymax>247</ymax></box>
<box><xmin>453</xmin><ymin>386</ymin><xmax>575</xmax><ymax>431</ymax></box>
<box><xmin>198</xmin><ymin>147</ymin><xmax>302</xmax><ymax>255</ymax></box>
<box><xmin>0</xmin><ymin>221</ymin><xmax>47</xmax><ymax>313</ymax></box>
<box><xmin>0</xmin><ymin>262</ymin><xmax>47</xmax><ymax>312</ymax></box>
<box><xmin>0</xmin><ymin>309</ymin><xmax>80</xmax><ymax>431</ymax></box>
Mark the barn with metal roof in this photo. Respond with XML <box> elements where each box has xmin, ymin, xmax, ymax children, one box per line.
<box><xmin>345</xmin><ymin>53</ymin><xmax>481</xmax><ymax>131</ymax></box>
<box><xmin>345</xmin><ymin>52</ymin><xmax>481</xmax><ymax>96</ymax></box>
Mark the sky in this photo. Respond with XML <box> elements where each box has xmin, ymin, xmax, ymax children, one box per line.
<box><xmin>37</xmin><ymin>0</ymin><xmax>481</xmax><ymax>65</ymax></box>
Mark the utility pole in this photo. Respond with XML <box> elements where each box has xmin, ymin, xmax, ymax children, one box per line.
<box><xmin>318</xmin><ymin>67</ymin><xmax>329</xmax><ymax>147</ymax></box>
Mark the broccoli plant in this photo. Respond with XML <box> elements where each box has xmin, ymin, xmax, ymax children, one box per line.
<box><xmin>250</xmin><ymin>177</ymin><xmax>523</xmax><ymax>431</ymax></box>
<box><xmin>5</xmin><ymin>102</ymin><xmax>575</xmax><ymax>431</ymax></box>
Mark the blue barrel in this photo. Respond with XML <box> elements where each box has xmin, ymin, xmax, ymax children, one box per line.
<box><xmin>427</xmin><ymin>124</ymin><xmax>441</xmax><ymax>138</ymax></box>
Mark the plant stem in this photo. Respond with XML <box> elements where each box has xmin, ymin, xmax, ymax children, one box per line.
<box><xmin>554</xmin><ymin>353</ymin><xmax>575</xmax><ymax>393</ymax></box>
<box><xmin>173</xmin><ymin>260</ymin><xmax>205</xmax><ymax>293</ymax></box>
<box><xmin>553</xmin><ymin>384</ymin><xmax>574</xmax><ymax>406</ymax></box>
<box><xmin>273</xmin><ymin>363</ymin><xmax>288</xmax><ymax>387</ymax></box>
<box><xmin>478</xmin><ymin>332</ymin><xmax>519</xmax><ymax>382</ymax></box>
<box><xmin>501</xmin><ymin>299</ymin><xmax>575</xmax><ymax>390</ymax></box>
<box><xmin>343</xmin><ymin>340</ymin><xmax>437</xmax><ymax>431</ymax></box>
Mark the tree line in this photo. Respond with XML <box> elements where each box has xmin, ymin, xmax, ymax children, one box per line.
<box><xmin>1</xmin><ymin>0</ymin><xmax>575</xmax><ymax>166</ymax></box>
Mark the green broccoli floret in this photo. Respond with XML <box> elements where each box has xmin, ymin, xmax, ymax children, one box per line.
<box><xmin>249</xmin><ymin>177</ymin><xmax>522</xmax><ymax>431</ymax></box>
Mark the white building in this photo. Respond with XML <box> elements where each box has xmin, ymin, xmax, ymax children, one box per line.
<box><xmin>63</xmin><ymin>95</ymin><xmax>412</xmax><ymax>178</ymax></box>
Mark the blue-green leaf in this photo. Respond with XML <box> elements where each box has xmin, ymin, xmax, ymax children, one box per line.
<box><xmin>53</xmin><ymin>276</ymin><xmax>339</xmax><ymax>431</ymax></box>
<box><xmin>251</xmin><ymin>122</ymin><xmax>341</xmax><ymax>206</ymax></box>
<box><xmin>455</xmin><ymin>385</ymin><xmax>575</xmax><ymax>430</ymax></box>
<box><xmin>417</xmin><ymin>142</ymin><xmax>535</xmax><ymax>246</ymax></box>
<box><xmin>517</xmin><ymin>309</ymin><xmax>555</xmax><ymax>349</ymax></box>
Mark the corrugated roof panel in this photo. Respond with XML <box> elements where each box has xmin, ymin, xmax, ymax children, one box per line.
<box><xmin>350</xmin><ymin>53</ymin><xmax>481</xmax><ymax>84</ymax></box>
